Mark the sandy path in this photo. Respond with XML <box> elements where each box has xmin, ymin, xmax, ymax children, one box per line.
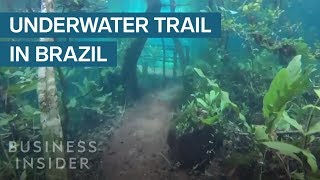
<box><xmin>103</xmin><ymin>86</ymin><xmax>189</xmax><ymax>180</ymax></box>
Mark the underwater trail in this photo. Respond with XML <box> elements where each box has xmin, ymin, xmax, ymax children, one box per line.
<box><xmin>102</xmin><ymin>85</ymin><xmax>192</xmax><ymax>180</ymax></box>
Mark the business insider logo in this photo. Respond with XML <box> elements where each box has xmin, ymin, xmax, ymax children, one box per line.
<box><xmin>9</xmin><ymin>141</ymin><xmax>97</xmax><ymax>170</ymax></box>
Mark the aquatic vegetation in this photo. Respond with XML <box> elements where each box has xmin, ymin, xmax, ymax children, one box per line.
<box><xmin>171</xmin><ymin>55</ymin><xmax>319</xmax><ymax>178</ymax></box>
<box><xmin>252</xmin><ymin>55</ymin><xmax>319</xmax><ymax>178</ymax></box>
<box><xmin>175</xmin><ymin>68</ymin><xmax>248</xmax><ymax>136</ymax></box>
<box><xmin>262</xmin><ymin>55</ymin><xmax>313</xmax><ymax>132</ymax></box>
<box><xmin>242</xmin><ymin>0</ymin><xmax>262</xmax><ymax>14</ymax></box>
<box><xmin>0</xmin><ymin>67</ymin><xmax>122</xmax><ymax>179</ymax></box>
<box><xmin>283</xmin><ymin>38</ymin><xmax>317</xmax><ymax>61</ymax></box>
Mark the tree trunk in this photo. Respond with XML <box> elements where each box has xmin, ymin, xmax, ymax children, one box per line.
<box><xmin>173</xmin><ymin>39</ymin><xmax>187</xmax><ymax>70</ymax></box>
<box><xmin>121</xmin><ymin>0</ymin><xmax>161</xmax><ymax>101</ymax></box>
<box><xmin>38</xmin><ymin>0</ymin><xmax>68</xmax><ymax>179</ymax></box>
<box><xmin>170</xmin><ymin>0</ymin><xmax>187</xmax><ymax>72</ymax></box>
<box><xmin>161</xmin><ymin>38</ymin><xmax>166</xmax><ymax>86</ymax></box>
<box><xmin>173</xmin><ymin>50</ymin><xmax>177</xmax><ymax>78</ymax></box>
<box><xmin>57</xmin><ymin>67</ymin><xmax>70</xmax><ymax>137</ymax></box>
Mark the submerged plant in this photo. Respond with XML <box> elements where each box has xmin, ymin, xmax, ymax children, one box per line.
<box><xmin>175</xmin><ymin>68</ymin><xmax>249</xmax><ymax>136</ymax></box>
<box><xmin>253</xmin><ymin>55</ymin><xmax>319</xmax><ymax>179</ymax></box>
<box><xmin>262</xmin><ymin>55</ymin><xmax>313</xmax><ymax>133</ymax></box>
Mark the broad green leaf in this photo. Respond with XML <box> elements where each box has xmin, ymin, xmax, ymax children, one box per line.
<box><xmin>281</xmin><ymin>111</ymin><xmax>304</xmax><ymax>133</ymax></box>
<box><xmin>263</xmin><ymin>69</ymin><xmax>289</xmax><ymax>118</ymax></box>
<box><xmin>263</xmin><ymin>141</ymin><xmax>302</xmax><ymax>164</ymax></box>
<box><xmin>306</xmin><ymin>122</ymin><xmax>320</xmax><ymax>135</ymax></box>
<box><xmin>301</xmin><ymin>150</ymin><xmax>318</xmax><ymax>173</ymax></box>
<box><xmin>201</xmin><ymin>115</ymin><xmax>219</xmax><ymax>125</ymax></box>
<box><xmin>263</xmin><ymin>141</ymin><xmax>318</xmax><ymax>172</ymax></box>
<box><xmin>254</xmin><ymin>125</ymin><xmax>269</xmax><ymax>141</ymax></box>
<box><xmin>263</xmin><ymin>55</ymin><xmax>312</xmax><ymax>132</ymax></box>
<box><xmin>220</xmin><ymin>91</ymin><xmax>233</xmax><ymax>110</ymax></box>
<box><xmin>287</xmin><ymin>55</ymin><xmax>302</xmax><ymax>81</ymax></box>
<box><xmin>276</xmin><ymin>118</ymin><xmax>290</xmax><ymax>131</ymax></box>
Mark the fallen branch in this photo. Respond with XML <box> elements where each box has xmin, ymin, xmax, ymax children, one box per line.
<box><xmin>158</xmin><ymin>152</ymin><xmax>173</xmax><ymax>168</ymax></box>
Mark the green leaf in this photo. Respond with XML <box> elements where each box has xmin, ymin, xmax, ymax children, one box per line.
<box><xmin>301</xmin><ymin>150</ymin><xmax>318</xmax><ymax>173</ymax></box>
<box><xmin>220</xmin><ymin>91</ymin><xmax>233</xmax><ymax>110</ymax></box>
<box><xmin>281</xmin><ymin>111</ymin><xmax>304</xmax><ymax>133</ymax></box>
<box><xmin>194</xmin><ymin>68</ymin><xmax>206</xmax><ymax>78</ymax></box>
<box><xmin>291</xmin><ymin>172</ymin><xmax>305</xmax><ymax>180</ymax></box>
<box><xmin>263</xmin><ymin>55</ymin><xmax>312</xmax><ymax>132</ymax></box>
<box><xmin>95</xmin><ymin>93</ymin><xmax>112</xmax><ymax>103</ymax></box>
<box><xmin>303</xmin><ymin>105</ymin><xmax>320</xmax><ymax>111</ymax></box>
<box><xmin>196</xmin><ymin>98</ymin><xmax>209</xmax><ymax>108</ymax></box>
<box><xmin>193</xmin><ymin>68</ymin><xmax>218</xmax><ymax>87</ymax></box>
<box><xmin>0</xmin><ymin>118</ymin><xmax>11</xmax><ymax>127</ymax></box>
<box><xmin>263</xmin><ymin>141</ymin><xmax>318</xmax><ymax>172</ymax></box>
<box><xmin>263</xmin><ymin>69</ymin><xmax>289</xmax><ymax>118</ymax></box>
<box><xmin>314</xmin><ymin>89</ymin><xmax>320</xmax><ymax>99</ymax></box>
<box><xmin>209</xmin><ymin>90</ymin><xmax>219</xmax><ymax>103</ymax></box>
<box><xmin>191</xmin><ymin>67</ymin><xmax>250</xmax><ymax>131</ymax></box>
<box><xmin>0</xmin><ymin>113</ymin><xmax>17</xmax><ymax>126</ymax></box>
<box><xmin>254</xmin><ymin>125</ymin><xmax>269</xmax><ymax>141</ymax></box>
<box><xmin>201</xmin><ymin>115</ymin><xmax>219</xmax><ymax>125</ymax></box>
<box><xmin>263</xmin><ymin>141</ymin><xmax>302</xmax><ymax>164</ymax></box>
<box><xmin>239</xmin><ymin>113</ymin><xmax>246</xmax><ymax>121</ymax></box>
<box><xmin>7</xmin><ymin>81</ymin><xmax>38</xmax><ymax>95</ymax></box>
<box><xmin>287</xmin><ymin>55</ymin><xmax>302</xmax><ymax>81</ymax></box>
<box><xmin>72</xmin><ymin>82</ymin><xmax>87</xmax><ymax>96</ymax></box>
<box><xmin>19</xmin><ymin>105</ymin><xmax>40</xmax><ymax>117</ymax></box>
<box><xmin>67</xmin><ymin>98</ymin><xmax>77</xmax><ymax>108</ymax></box>
<box><xmin>306</xmin><ymin>122</ymin><xmax>320</xmax><ymax>135</ymax></box>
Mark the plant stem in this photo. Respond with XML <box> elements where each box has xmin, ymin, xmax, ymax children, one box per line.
<box><xmin>276</xmin><ymin>153</ymin><xmax>291</xmax><ymax>180</ymax></box>
<box><xmin>303</xmin><ymin>98</ymin><xmax>320</xmax><ymax>148</ymax></box>
<box><xmin>259</xmin><ymin>150</ymin><xmax>267</xmax><ymax>180</ymax></box>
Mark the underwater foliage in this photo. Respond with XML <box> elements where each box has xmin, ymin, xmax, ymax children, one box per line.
<box><xmin>172</xmin><ymin>55</ymin><xmax>319</xmax><ymax>179</ymax></box>
<box><xmin>175</xmin><ymin>68</ymin><xmax>248</xmax><ymax>136</ymax></box>
<box><xmin>262</xmin><ymin>55</ymin><xmax>313</xmax><ymax>132</ymax></box>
